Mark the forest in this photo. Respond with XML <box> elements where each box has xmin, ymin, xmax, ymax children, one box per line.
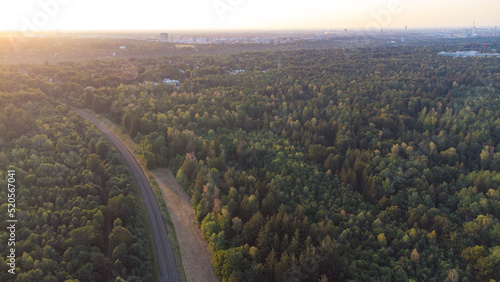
<box><xmin>1</xmin><ymin>39</ymin><xmax>500</xmax><ymax>281</ymax></box>
<box><xmin>0</xmin><ymin>75</ymin><xmax>156</xmax><ymax>280</ymax></box>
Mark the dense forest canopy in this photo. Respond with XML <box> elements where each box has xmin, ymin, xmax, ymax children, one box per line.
<box><xmin>0</xmin><ymin>84</ymin><xmax>156</xmax><ymax>281</ymax></box>
<box><xmin>2</xmin><ymin>39</ymin><xmax>500</xmax><ymax>281</ymax></box>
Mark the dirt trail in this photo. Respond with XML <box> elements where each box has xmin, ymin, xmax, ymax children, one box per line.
<box><xmin>151</xmin><ymin>168</ymin><xmax>219</xmax><ymax>282</ymax></box>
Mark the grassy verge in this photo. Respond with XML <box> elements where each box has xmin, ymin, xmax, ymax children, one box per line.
<box><xmin>135</xmin><ymin>188</ymin><xmax>161</xmax><ymax>282</ymax></box>
<box><xmin>149</xmin><ymin>175</ymin><xmax>187</xmax><ymax>282</ymax></box>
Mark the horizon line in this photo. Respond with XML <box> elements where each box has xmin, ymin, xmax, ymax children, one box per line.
<box><xmin>0</xmin><ymin>25</ymin><xmax>498</xmax><ymax>34</ymax></box>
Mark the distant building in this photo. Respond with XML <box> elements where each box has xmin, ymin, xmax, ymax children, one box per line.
<box><xmin>439</xmin><ymin>51</ymin><xmax>478</xmax><ymax>57</ymax></box>
<box><xmin>228</xmin><ymin>69</ymin><xmax>245</xmax><ymax>75</ymax></box>
<box><xmin>160</xmin><ymin>33</ymin><xmax>169</xmax><ymax>42</ymax></box>
<box><xmin>196</xmin><ymin>37</ymin><xmax>207</xmax><ymax>44</ymax></box>
<box><xmin>438</xmin><ymin>51</ymin><xmax>500</xmax><ymax>58</ymax></box>
<box><xmin>162</xmin><ymin>78</ymin><xmax>180</xmax><ymax>89</ymax></box>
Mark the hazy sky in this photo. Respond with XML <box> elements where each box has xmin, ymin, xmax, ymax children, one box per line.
<box><xmin>0</xmin><ymin>0</ymin><xmax>498</xmax><ymax>32</ymax></box>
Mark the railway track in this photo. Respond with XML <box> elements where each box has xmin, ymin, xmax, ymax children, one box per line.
<box><xmin>73</xmin><ymin>108</ymin><xmax>180</xmax><ymax>282</ymax></box>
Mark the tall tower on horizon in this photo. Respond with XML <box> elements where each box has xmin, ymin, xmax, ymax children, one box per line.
<box><xmin>402</xmin><ymin>25</ymin><xmax>408</xmax><ymax>43</ymax></box>
<box><xmin>472</xmin><ymin>20</ymin><xmax>476</xmax><ymax>36</ymax></box>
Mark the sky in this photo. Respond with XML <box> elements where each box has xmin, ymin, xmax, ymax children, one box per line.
<box><xmin>0</xmin><ymin>0</ymin><xmax>498</xmax><ymax>32</ymax></box>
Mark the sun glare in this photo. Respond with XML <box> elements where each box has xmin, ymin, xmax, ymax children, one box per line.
<box><xmin>0</xmin><ymin>0</ymin><xmax>498</xmax><ymax>32</ymax></box>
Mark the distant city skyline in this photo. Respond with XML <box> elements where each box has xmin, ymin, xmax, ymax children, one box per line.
<box><xmin>0</xmin><ymin>0</ymin><xmax>498</xmax><ymax>32</ymax></box>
